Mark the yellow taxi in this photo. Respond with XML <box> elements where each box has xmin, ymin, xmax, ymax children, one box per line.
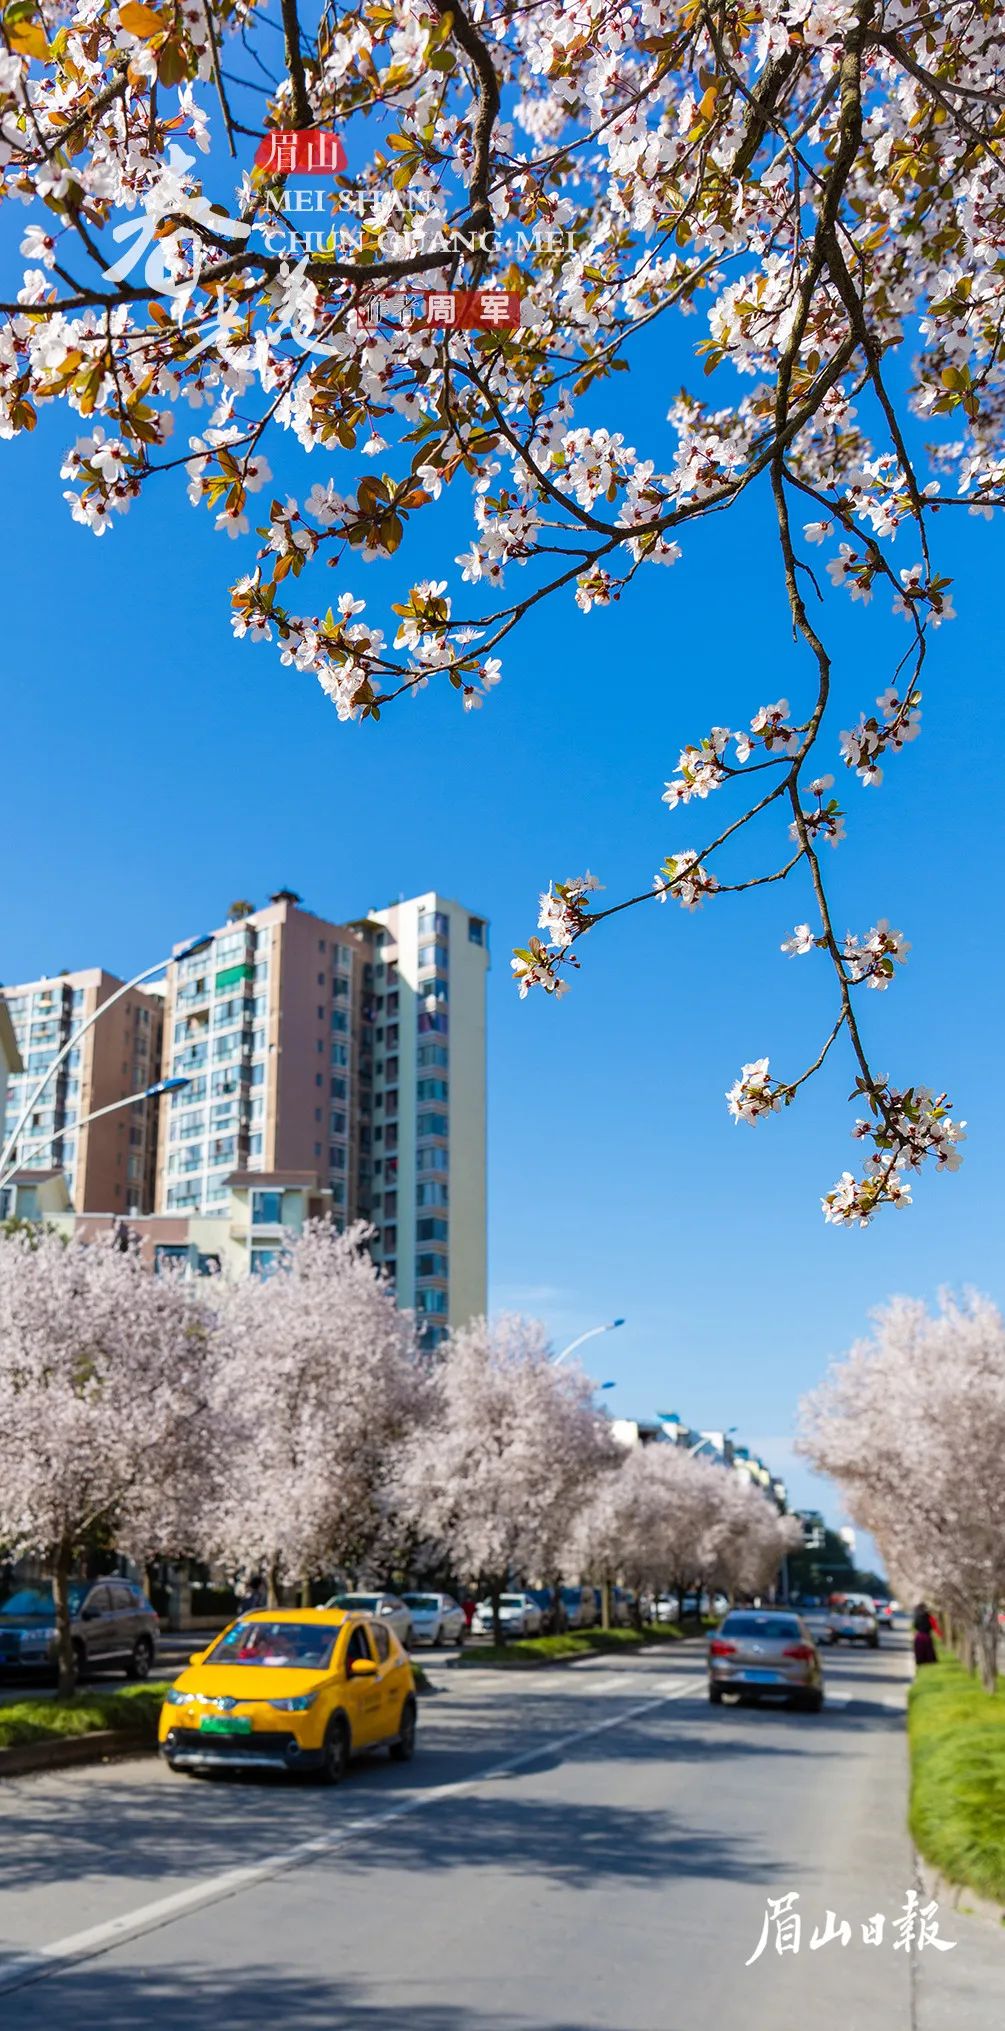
<box><xmin>159</xmin><ymin>1607</ymin><xmax>417</xmax><ymax>1782</ymax></box>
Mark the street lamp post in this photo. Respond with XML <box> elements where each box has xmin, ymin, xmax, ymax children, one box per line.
<box><xmin>551</xmin><ymin>1318</ymin><xmax>625</xmax><ymax>1367</ymax></box>
<box><xmin>0</xmin><ymin>934</ymin><xmax>211</xmax><ymax>1190</ymax></box>
<box><xmin>0</xmin><ymin>1077</ymin><xmax>191</xmax><ymax>1201</ymax></box>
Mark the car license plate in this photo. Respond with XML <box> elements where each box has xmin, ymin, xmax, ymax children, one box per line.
<box><xmin>745</xmin><ymin>1669</ymin><xmax>780</xmax><ymax>1683</ymax></box>
<box><xmin>198</xmin><ymin>1715</ymin><xmax>252</xmax><ymax>1735</ymax></box>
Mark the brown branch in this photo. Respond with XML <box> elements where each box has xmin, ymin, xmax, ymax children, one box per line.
<box><xmin>280</xmin><ymin>0</ymin><xmax>313</xmax><ymax>130</ymax></box>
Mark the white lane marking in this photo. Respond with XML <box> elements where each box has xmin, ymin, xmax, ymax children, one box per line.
<box><xmin>0</xmin><ymin>1677</ymin><xmax>697</xmax><ymax>1997</ymax></box>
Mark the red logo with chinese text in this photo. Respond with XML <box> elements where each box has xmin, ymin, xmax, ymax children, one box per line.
<box><xmin>422</xmin><ymin>290</ymin><xmax>521</xmax><ymax>331</ymax></box>
<box><xmin>254</xmin><ymin>131</ymin><xmax>347</xmax><ymax>175</ymax></box>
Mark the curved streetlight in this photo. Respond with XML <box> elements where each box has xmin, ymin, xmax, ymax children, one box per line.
<box><xmin>552</xmin><ymin>1318</ymin><xmax>625</xmax><ymax>1367</ymax></box>
<box><xmin>0</xmin><ymin>1076</ymin><xmax>191</xmax><ymax>1192</ymax></box>
<box><xmin>0</xmin><ymin>933</ymin><xmax>211</xmax><ymax>1188</ymax></box>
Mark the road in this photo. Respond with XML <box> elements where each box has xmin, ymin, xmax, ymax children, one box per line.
<box><xmin>0</xmin><ymin>1632</ymin><xmax>999</xmax><ymax>2030</ymax></box>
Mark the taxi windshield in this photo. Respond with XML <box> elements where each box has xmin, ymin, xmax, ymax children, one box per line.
<box><xmin>205</xmin><ymin>1620</ymin><xmax>338</xmax><ymax>1670</ymax></box>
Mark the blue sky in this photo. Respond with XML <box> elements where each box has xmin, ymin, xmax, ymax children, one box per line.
<box><xmin>3</xmin><ymin>192</ymin><xmax>1003</xmax><ymax>1548</ymax></box>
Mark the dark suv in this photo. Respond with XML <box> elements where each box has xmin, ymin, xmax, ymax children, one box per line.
<box><xmin>0</xmin><ymin>1579</ymin><xmax>160</xmax><ymax>1681</ymax></box>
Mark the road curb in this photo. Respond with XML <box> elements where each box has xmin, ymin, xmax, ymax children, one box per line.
<box><xmin>915</xmin><ymin>1851</ymin><xmax>1005</xmax><ymax>1933</ymax></box>
<box><xmin>0</xmin><ymin>1731</ymin><xmax>155</xmax><ymax>1779</ymax></box>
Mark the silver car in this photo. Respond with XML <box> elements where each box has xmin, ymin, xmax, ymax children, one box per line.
<box><xmin>0</xmin><ymin>1578</ymin><xmax>159</xmax><ymax>1681</ymax></box>
<box><xmin>326</xmin><ymin>1591</ymin><xmax>413</xmax><ymax>1647</ymax></box>
<box><xmin>708</xmin><ymin>1609</ymin><xmax>824</xmax><ymax>1710</ymax></box>
<box><xmin>400</xmin><ymin>1592</ymin><xmax>466</xmax><ymax>1647</ymax></box>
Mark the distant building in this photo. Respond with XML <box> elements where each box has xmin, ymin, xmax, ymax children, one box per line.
<box><xmin>613</xmin><ymin>1408</ymin><xmax>787</xmax><ymax>1509</ymax></box>
<box><xmin>361</xmin><ymin>893</ymin><xmax>489</xmax><ymax>1345</ymax></box>
<box><xmin>4</xmin><ymin>889</ymin><xmax>489</xmax><ymax>1338</ymax></box>
<box><xmin>0</xmin><ymin>970</ymin><xmax>163</xmax><ymax>1214</ymax></box>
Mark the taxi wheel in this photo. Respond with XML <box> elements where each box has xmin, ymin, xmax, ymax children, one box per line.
<box><xmin>319</xmin><ymin>1714</ymin><xmax>350</xmax><ymax>1785</ymax></box>
<box><xmin>389</xmin><ymin>1697</ymin><xmax>417</xmax><ymax>1762</ymax></box>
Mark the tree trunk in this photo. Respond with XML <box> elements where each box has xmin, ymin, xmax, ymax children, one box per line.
<box><xmin>600</xmin><ymin>1576</ymin><xmax>612</xmax><ymax>1631</ymax></box>
<box><xmin>52</xmin><ymin>1541</ymin><xmax>77</xmax><ymax>1699</ymax></box>
<box><xmin>299</xmin><ymin>1573</ymin><xmax>311</xmax><ymax>1609</ymax></box>
<box><xmin>959</xmin><ymin>1621</ymin><xmax>977</xmax><ymax>1675</ymax></box>
<box><xmin>267</xmin><ymin>1563</ymin><xmax>281</xmax><ymax>1610</ymax></box>
<box><xmin>490</xmin><ymin>1579</ymin><xmax>504</xmax><ymax>1648</ymax></box>
<box><xmin>977</xmin><ymin>1609</ymin><xmax>998</xmax><ymax>1694</ymax></box>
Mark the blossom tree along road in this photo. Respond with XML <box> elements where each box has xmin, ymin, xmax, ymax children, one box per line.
<box><xmin>2</xmin><ymin>0</ymin><xmax>998</xmax><ymax>1218</ymax></box>
<box><xmin>396</xmin><ymin>1313</ymin><xmax>619</xmax><ymax>1645</ymax></box>
<box><xmin>202</xmin><ymin>1220</ymin><xmax>423</xmax><ymax>1605</ymax></box>
<box><xmin>798</xmin><ymin>1290</ymin><xmax>1005</xmax><ymax>1691</ymax></box>
<box><xmin>0</xmin><ymin>1228</ymin><xmax>214</xmax><ymax>1694</ymax></box>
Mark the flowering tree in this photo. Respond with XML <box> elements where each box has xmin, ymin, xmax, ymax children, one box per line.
<box><xmin>0</xmin><ymin>1227</ymin><xmax>210</xmax><ymax>1692</ymax></box>
<box><xmin>396</xmin><ymin>1312</ymin><xmax>618</xmax><ymax>1642</ymax></box>
<box><xmin>798</xmin><ymin>1292</ymin><xmax>1005</xmax><ymax>1689</ymax></box>
<box><xmin>2</xmin><ymin>1</ymin><xmax>995</xmax><ymax>1213</ymax></box>
<box><xmin>203</xmin><ymin>1220</ymin><xmax>421</xmax><ymax>1602</ymax></box>
<box><xmin>566</xmin><ymin>1439</ymin><xmax>798</xmax><ymax>1614</ymax></box>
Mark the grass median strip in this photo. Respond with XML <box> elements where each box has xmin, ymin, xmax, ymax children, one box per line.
<box><xmin>0</xmin><ymin>1683</ymin><xmax>166</xmax><ymax>1751</ymax></box>
<box><xmin>460</xmin><ymin>1622</ymin><xmax>706</xmax><ymax>1667</ymax></box>
<box><xmin>908</xmin><ymin>1655</ymin><xmax>1005</xmax><ymax>1907</ymax></box>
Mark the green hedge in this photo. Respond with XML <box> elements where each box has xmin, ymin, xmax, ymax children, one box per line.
<box><xmin>0</xmin><ymin>1683</ymin><xmax>165</xmax><ymax>1750</ymax></box>
<box><xmin>908</xmin><ymin>1656</ymin><xmax>1005</xmax><ymax>1906</ymax></box>
<box><xmin>460</xmin><ymin>1622</ymin><xmax>696</xmax><ymax>1667</ymax></box>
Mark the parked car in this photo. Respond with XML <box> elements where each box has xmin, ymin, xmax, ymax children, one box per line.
<box><xmin>399</xmin><ymin>1592</ymin><xmax>466</xmax><ymax>1647</ymax></box>
<box><xmin>872</xmin><ymin>1598</ymin><xmax>895</xmax><ymax>1629</ymax></box>
<box><xmin>523</xmin><ymin>1587</ymin><xmax>566</xmax><ymax>1634</ymax></box>
<box><xmin>653</xmin><ymin>1594</ymin><xmax>681</xmax><ymax>1624</ymax></box>
<box><xmin>0</xmin><ymin>1578</ymin><xmax>159</xmax><ymax>1681</ymax></box>
<box><xmin>560</xmin><ymin>1585</ymin><xmax>596</xmax><ymax>1630</ymax></box>
<box><xmin>160</xmin><ymin>1607</ymin><xmax>417</xmax><ymax>1780</ymax></box>
<box><xmin>472</xmin><ymin>1593</ymin><xmax>543</xmax><ymax>1638</ymax></box>
<box><xmin>612</xmin><ymin>1587</ymin><xmax>637</xmax><ymax>1626</ymax></box>
<box><xmin>829</xmin><ymin>1593</ymin><xmax>880</xmax><ymax>1646</ymax></box>
<box><xmin>325</xmin><ymin>1591</ymin><xmax>413</xmax><ymax>1648</ymax></box>
<box><xmin>708</xmin><ymin>1609</ymin><xmax>824</xmax><ymax>1710</ymax></box>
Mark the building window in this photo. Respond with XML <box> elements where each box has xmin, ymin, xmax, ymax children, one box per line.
<box><xmin>417</xmin><ymin>1217</ymin><xmax>448</xmax><ymax>1241</ymax></box>
<box><xmin>251</xmin><ymin>1189</ymin><xmax>283</xmax><ymax>1226</ymax></box>
<box><xmin>251</xmin><ymin>1247</ymin><xmax>280</xmax><ymax>1278</ymax></box>
<box><xmin>417</xmin><ymin>1111</ymin><xmax>449</xmax><ymax>1138</ymax></box>
<box><xmin>384</xmin><ymin>1191</ymin><xmax>397</xmax><ymax>1217</ymax></box>
<box><xmin>417</xmin><ymin>1044</ymin><xmax>447</xmax><ymax>1069</ymax></box>
<box><xmin>417</xmin><ymin>1253</ymin><xmax>449</xmax><ymax>1279</ymax></box>
<box><xmin>417</xmin><ymin>1288</ymin><xmax>448</xmax><ymax>1315</ymax></box>
<box><xmin>468</xmin><ymin>917</ymin><xmax>485</xmax><ymax>944</ymax></box>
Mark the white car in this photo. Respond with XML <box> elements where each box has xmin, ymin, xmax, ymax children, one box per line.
<box><xmin>829</xmin><ymin>1593</ymin><xmax>879</xmax><ymax>1647</ymax></box>
<box><xmin>472</xmin><ymin>1593</ymin><xmax>543</xmax><ymax>1638</ymax></box>
<box><xmin>326</xmin><ymin>1591</ymin><xmax>414</xmax><ymax>1648</ymax></box>
<box><xmin>400</xmin><ymin>1591</ymin><xmax>466</xmax><ymax>1647</ymax></box>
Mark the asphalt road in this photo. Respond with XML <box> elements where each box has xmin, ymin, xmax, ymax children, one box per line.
<box><xmin>0</xmin><ymin>1632</ymin><xmax>999</xmax><ymax>2030</ymax></box>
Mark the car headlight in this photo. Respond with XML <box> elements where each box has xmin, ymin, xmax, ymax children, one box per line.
<box><xmin>165</xmin><ymin>1689</ymin><xmax>192</xmax><ymax>1706</ymax></box>
<box><xmin>268</xmin><ymin>1692</ymin><xmax>318</xmax><ymax>1712</ymax></box>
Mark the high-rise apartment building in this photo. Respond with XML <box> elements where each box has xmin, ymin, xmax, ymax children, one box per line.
<box><xmin>156</xmin><ymin>893</ymin><xmax>375</xmax><ymax>1222</ymax></box>
<box><xmin>155</xmin><ymin>890</ymin><xmax>488</xmax><ymax>1340</ymax></box>
<box><xmin>0</xmin><ymin>970</ymin><xmax>164</xmax><ymax>1213</ymax></box>
<box><xmin>363</xmin><ymin>893</ymin><xmax>489</xmax><ymax>1344</ymax></box>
